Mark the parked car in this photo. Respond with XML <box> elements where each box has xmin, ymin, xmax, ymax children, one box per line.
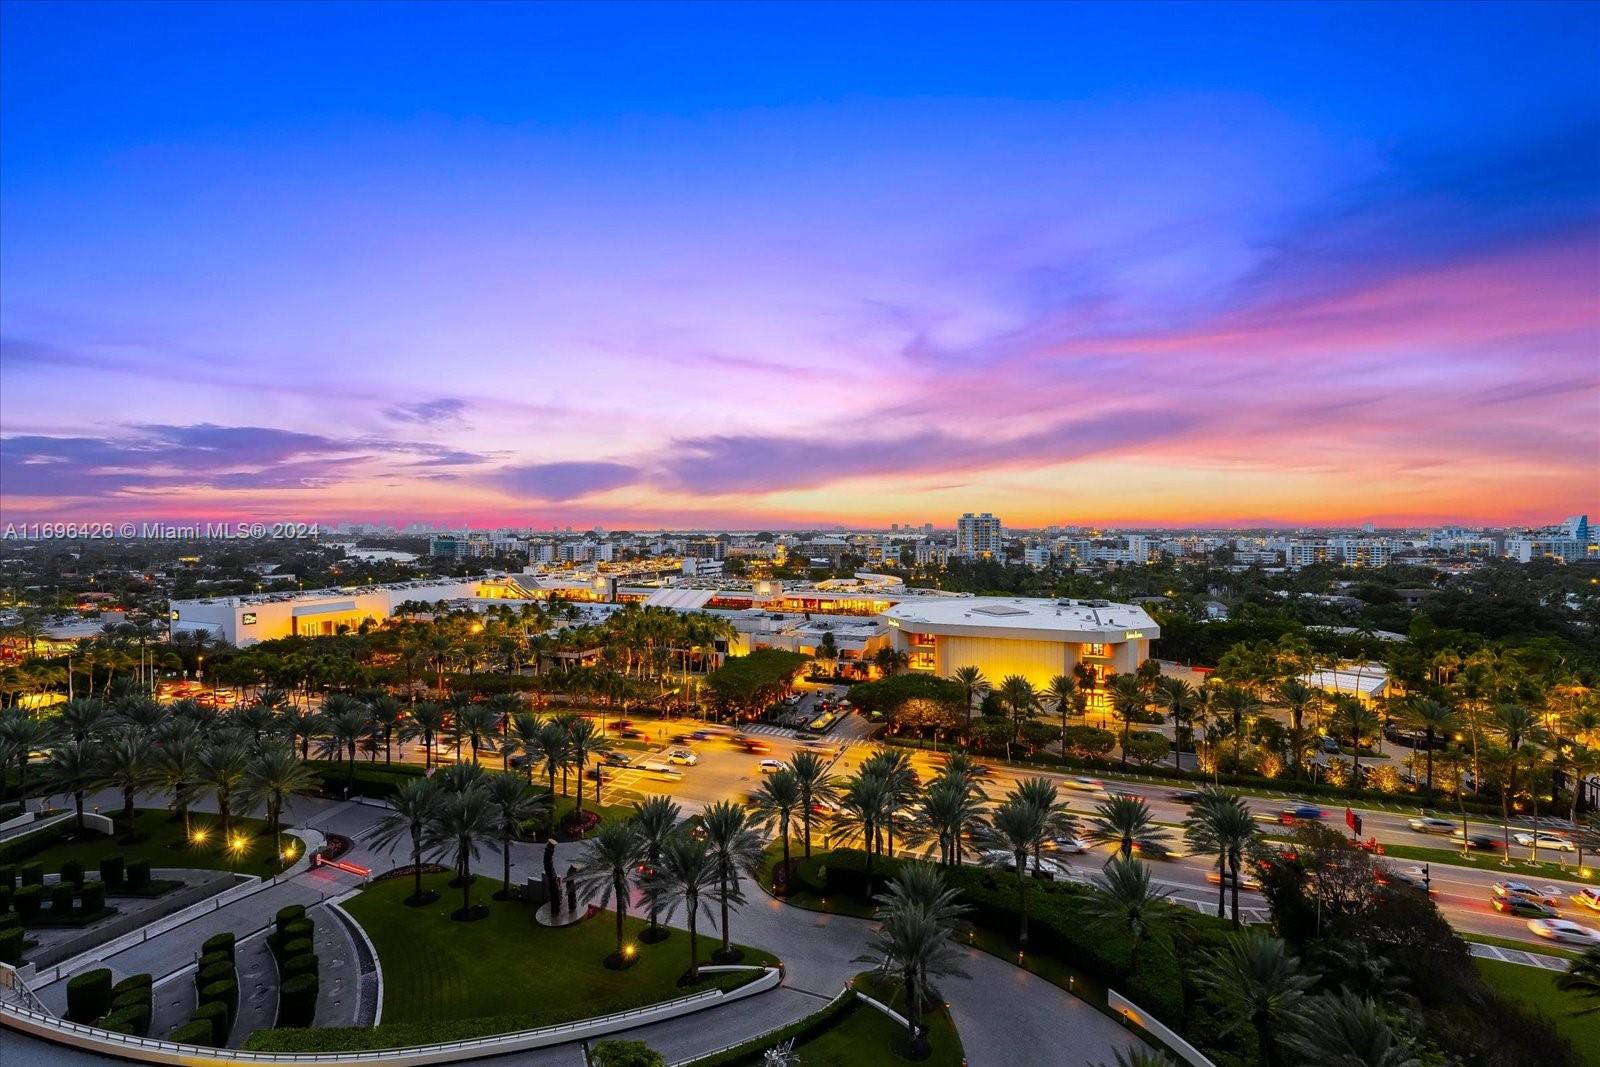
<box><xmin>1491</xmin><ymin>895</ymin><xmax>1556</xmax><ymax>918</ymax></box>
<box><xmin>666</xmin><ymin>747</ymin><xmax>699</xmax><ymax>766</ymax></box>
<box><xmin>1492</xmin><ymin>881</ymin><xmax>1562</xmax><ymax>907</ymax></box>
<box><xmin>1512</xmin><ymin>831</ymin><xmax>1576</xmax><ymax>851</ymax></box>
<box><xmin>1408</xmin><ymin>817</ymin><xmax>1456</xmax><ymax>835</ymax></box>
<box><xmin>1574</xmin><ymin>887</ymin><xmax>1600</xmax><ymax>913</ymax></box>
<box><xmin>1528</xmin><ymin>919</ymin><xmax>1600</xmax><ymax>946</ymax></box>
<box><xmin>1450</xmin><ymin>829</ymin><xmax>1501</xmax><ymax>850</ymax></box>
<box><xmin>758</xmin><ymin>759</ymin><xmax>786</xmax><ymax>775</ymax></box>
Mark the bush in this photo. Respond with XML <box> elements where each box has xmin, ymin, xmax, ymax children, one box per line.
<box><xmin>197</xmin><ymin>961</ymin><xmax>234</xmax><ymax>987</ymax></box>
<box><xmin>281</xmin><ymin>937</ymin><xmax>313</xmax><ymax>959</ymax></box>
<box><xmin>281</xmin><ymin>952</ymin><xmax>318</xmax><ymax>978</ymax></box>
<box><xmin>0</xmin><ymin>886</ymin><xmax>11</xmax><ymax>913</ymax></box>
<box><xmin>19</xmin><ymin>861</ymin><xmax>43</xmax><ymax>885</ymax></box>
<box><xmin>49</xmin><ymin>882</ymin><xmax>74</xmax><ymax>913</ymax></box>
<box><xmin>199</xmin><ymin>949</ymin><xmax>231</xmax><ymax>971</ymax></box>
<box><xmin>589</xmin><ymin>1039</ymin><xmax>668</xmax><ymax>1067</ymax></box>
<box><xmin>275</xmin><ymin>903</ymin><xmax>306</xmax><ymax>935</ymax></box>
<box><xmin>0</xmin><ymin>822</ymin><xmax>71</xmax><ymax>865</ymax></box>
<box><xmin>0</xmin><ymin>910</ymin><xmax>17</xmax><ymax>931</ymax></box>
<box><xmin>0</xmin><ymin>864</ymin><xmax>14</xmax><ymax>890</ymax></box>
<box><xmin>60</xmin><ymin>859</ymin><xmax>85</xmax><ymax>886</ymax></box>
<box><xmin>126</xmin><ymin>860</ymin><xmax>151</xmax><ymax>890</ymax></box>
<box><xmin>66</xmin><ymin>967</ymin><xmax>113</xmax><ymax>1022</ymax></box>
<box><xmin>190</xmin><ymin>999</ymin><xmax>230</xmax><ymax>1044</ymax></box>
<box><xmin>12</xmin><ymin>883</ymin><xmax>41</xmax><ymax>919</ymax></box>
<box><xmin>201</xmin><ymin>930</ymin><xmax>236</xmax><ymax>960</ymax></box>
<box><xmin>102</xmin><ymin>1002</ymin><xmax>151</xmax><ymax>1036</ymax></box>
<box><xmin>0</xmin><ymin>927</ymin><xmax>22</xmax><ymax>964</ymax></box>
<box><xmin>278</xmin><ymin>972</ymin><xmax>319</xmax><ymax>1027</ymax></box>
<box><xmin>79</xmin><ymin>880</ymin><xmax>105</xmax><ymax>914</ymax></box>
<box><xmin>99</xmin><ymin>855</ymin><xmax>125</xmax><ymax>888</ymax></box>
<box><xmin>169</xmin><ymin>1019</ymin><xmax>217</xmax><ymax>1046</ymax></box>
<box><xmin>199</xmin><ymin>977</ymin><xmax>238</xmax><ymax>1017</ymax></box>
<box><xmin>111</xmin><ymin>972</ymin><xmax>153</xmax><ymax>997</ymax></box>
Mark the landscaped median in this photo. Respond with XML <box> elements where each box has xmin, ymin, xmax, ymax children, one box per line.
<box><xmin>242</xmin><ymin>871</ymin><xmax>780</xmax><ymax>1052</ymax></box>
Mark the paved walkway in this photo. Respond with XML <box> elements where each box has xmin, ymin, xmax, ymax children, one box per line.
<box><xmin>1467</xmin><ymin>940</ymin><xmax>1574</xmax><ymax>971</ymax></box>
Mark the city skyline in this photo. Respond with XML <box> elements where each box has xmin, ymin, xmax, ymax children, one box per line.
<box><xmin>3</xmin><ymin>2</ymin><xmax>1597</xmax><ymax>529</ymax></box>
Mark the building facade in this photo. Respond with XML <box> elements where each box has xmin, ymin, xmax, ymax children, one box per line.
<box><xmin>956</xmin><ymin>512</ymin><xmax>1002</xmax><ymax>559</ymax></box>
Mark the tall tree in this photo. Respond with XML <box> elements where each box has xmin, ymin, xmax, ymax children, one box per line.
<box><xmin>1196</xmin><ymin>931</ymin><xmax>1314</xmax><ymax>1067</ymax></box>
<box><xmin>572</xmin><ymin>821</ymin><xmax>646</xmax><ymax>963</ymax></box>
<box><xmin>424</xmin><ymin>784</ymin><xmax>501</xmax><ymax>920</ymax></box>
<box><xmin>372</xmin><ymin>778</ymin><xmax>440</xmax><ymax>905</ymax></box>
<box><xmin>241</xmin><ymin>743</ymin><xmax>318</xmax><ymax>859</ymax></box>
<box><xmin>788</xmin><ymin>750</ymin><xmax>838</xmax><ymax>859</ymax></box>
<box><xmin>701</xmin><ymin>800</ymin><xmax>764</xmax><ymax>961</ymax></box>
<box><xmin>632</xmin><ymin>796</ymin><xmax>682</xmax><ymax>942</ymax></box>
<box><xmin>1084</xmin><ymin>857</ymin><xmax>1171</xmax><ymax>979</ymax></box>
<box><xmin>1085</xmin><ymin>794</ymin><xmax>1167</xmax><ymax>862</ymax></box>
<box><xmin>644</xmin><ymin>833</ymin><xmax>723</xmax><ymax>981</ymax></box>
<box><xmin>977</xmin><ymin>794</ymin><xmax>1049</xmax><ymax>947</ymax></box>
<box><xmin>1184</xmin><ymin>789</ymin><xmax>1261</xmax><ymax>926</ymax></box>
<box><xmin>752</xmin><ymin>768</ymin><xmax>802</xmax><ymax>885</ymax></box>
<box><xmin>854</xmin><ymin>864</ymin><xmax>970</xmax><ymax>1056</ymax></box>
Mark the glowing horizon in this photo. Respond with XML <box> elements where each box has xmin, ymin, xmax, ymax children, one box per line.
<box><xmin>2</xmin><ymin>3</ymin><xmax>1596</xmax><ymax>530</ymax></box>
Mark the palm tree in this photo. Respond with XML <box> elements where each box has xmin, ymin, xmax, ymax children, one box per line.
<box><xmin>97</xmin><ymin>728</ymin><xmax>157</xmax><ymax>827</ymax></box>
<box><xmin>1085</xmin><ymin>794</ymin><xmax>1167</xmax><ymax>862</ymax></box>
<box><xmin>1272</xmin><ymin>679</ymin><xmax>1318</xmax><ymax>770</ymax></box>
<box><xmin>997</xmin><ymin>674</ymin><xmax>1039</xmax><ymax>756</ymax></box>
<box><xmin>1402</xmin><ymin>697</ymin><xmax>1457</xmax><ymax>793</ymax></box>
<box><xmin>0</xmin><ymin>711</ymin><xmax>52</xmax><ymax>800</ymax></box>
<box><xmin>368</xmin><ymin>694</ymin><xmax>405</xmax><ymax>765</ymax></box>
<box><xmin>57</xmin><ymin>697</ymin><xmax>109</xmax><ymax>742</ymax></box>
<box><xmin>951</xmin><ymin>666</ymin><xmax>988</xmax><ymax>736</ymax></box>
<box><xmin>1491</xmin><ymin>702</ymin><xmax>1542</xmax><ymax>806</ymax></box>
<box><xmin>1556</xmin><ymin>946</ymin><xmax>1600</xmax><ymax>1015</ymax></box>
<box><xmin>1183</xmin><ymin>789</ymin><xmax>1260</xmax><ymax>925</ymax></box>
<box><xmin>572</xmin><ymin>821</ymin><xmax>645</xmax><ymax>963</ymax></box>
<box><xmin>1155</xmin><ymin>678</ymin><xmax>1198</xmax><ymax>770</ymax></box>
<box><xmin>644</xmin><ymin>832</ymin><xmax>723</xmax><ymax>981</ymax></box>
<box><xmin>44</xmin><ymin>739</ymin><xmax>100</xmax><ymax>829</ymax></box>
<box><xmin>752</xmin><ymin>769</ymin><xmax>802</xmax><ymax>886</ymax></box>
<box><xmin>450</xmin><ymin>701</ymin><xmax>500</xmax><ymax>765</ymax></box>
<box><xmin>1013</xmin><ymin>776</ymin><xmax>1075</xmax><ymax>869</ymax></box>
<box><xmin>403</xmin><ymin>701</ymin><xmax>447</xmax><ymax>770</ymax></box>
<box><xmin>483</xmin><ymin>772</ymin><xmax>550</xmax><ymax>897</ymax></box>
<box><xmin>565</xmin><ymin>717</ymin><xmax>613</xmax><ymax>813</ymax></box>
<box><xmin>198</xmin><ymin>740</ymin><xmax>251</xmax><ymax>839</ymax></box>
<box><xmin>829</xmin><ymin>770</ymin><xmax>894</xmax><ymax>891</ymax></box>
<box><xmin>1084</xmin><ymin>856</ymin><xmax>1171</xmax><ymax>978</ymax></box>
<box><xmin>1109</xmin><ymin>674</ymin><xmax>1149</xmax><ymax>768</ymax></box>
<box><xmin>977</xmin><ymin>795</ymin><xmax>1049</xmax><ymax>946</ymax></box>
<box><xmin>154</xmin><ymin>731</ymin><xmax>204</xmax><ymax>837</ymax></box>
<box><xmin>1046</xmin><ymin>673</ymin><xmax>1078</xmax><ymax>748</ymax></box>
<box><xmin>317</xmin><ymin>697</ymin><xmax>372</xmax><ymax>796</ymax></box>
<box><xmin>241</xmin><ymin>743</ymin><xmax>318</xmax><ymax>858</ymax></box>
<box><xmin>1196</xmin><ymin>930</ymin><xmax>1314</xmax><ymax>1067</ymax></box>
<box><xmin>372</xmin><ymin>777</ymin><xmax>441</xmax><ymax>905</ymax></box>
<box><xmin>1211</xmin><ymin>685</ymin><xmax>1261</xmax><ymax>759</ymax></box>
<box><xmin>508</xmin><ymin>711</ymin><xmax>547</xmax><ymax>782</ymax></box>
<box><xmin>701</xmin><ymin>800</ymin><xmax>764</xmax><ymax>962</ymax></box>
<box><xmin>788</xmin><ymin>750</ymin><xmax>838</xmax><ymax>859</ymax></box>
<box><xmin>633</xmin><ymin>796</ymin><xmax>682</xmax><ymax>942</ymax></box>
<box><xmin>854</xmin><ymin>866</ymin><xmax>970</xmax><ymax>1055</ymax></box>
<box><xmin>538</xmin><ymin>719</ymin><xmax>572</xmax><ymax>808</ymax></box>
<box><xmin>1282</xmin><ymin>992</ymin><xmax>1422</xmax><ymax>1067</ymax></box>
<box><xmin>913</xmin><ymin>773</ymin><xmax>989</xmax><ymax>867</ymax></box>
<box><xmin>1330</xmin><ymin>697</ymin><xmax>1381</xmax><ymax>780</ymax></box>
<box><xmin>425</xmin><ymin>785</ymin><xmax>501</xmax><ymax>919</ymax></box>
<box><xmin>278</xmin><ymin>705</ymin><xmax>324</xmax><ymax>762</ymax></box>
<box><xmin>861</xmin><ymin>749</ymin><xmax>917</xmax><ymax>858</ymax></box>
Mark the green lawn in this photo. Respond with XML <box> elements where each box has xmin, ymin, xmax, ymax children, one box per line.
<box><xmin>1475</xmin><ymin>959</ymin><xmax>1600</xmax><ymax>1065</ymax></box>
<box><xmin>1376</xmin><ymin>840</ymin><xmax>1598</xmax><ymax>882</ymax></box>
<box><xmin>261</xmin><ymin>871</ymin><xmax>777</xmax><ymax>1050</ymax></box>
<box><xmin>4</xmin><ymin>809</ymin><xmax>299</xmax><ymax>879</ymax></box>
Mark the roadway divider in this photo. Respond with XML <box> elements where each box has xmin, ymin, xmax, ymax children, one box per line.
<box><xmin>1109</xmin><ymin>990</ymin><xmax>1216</xmax><ymax>1067</ymax></box>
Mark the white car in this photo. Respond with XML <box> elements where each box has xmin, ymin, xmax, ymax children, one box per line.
<box><xmin>1574</xmin><ymin>887</ymin><xmax>1600</xmax><ymax>913</ymax></box>
<box><xmin>1512</xmin><ymin>831</ymin><xmax>1576</xmax><ymax>852</ymax></box>
<box><xmin>758</xmin><ymin>759</ymin><xmax>786</xmax><ymax>775</ymax></box>
<box><xmin>1044</xmin><ymin>837</ymin><xmax>1090</xmax><ymax>854</ymax></box>
<box><xmin>1408</xmin><ymin>817</ymin><xmax>1455</xmax><ymax>835</ymax></box>
<box><xmin>1065</xmin><ymin>776</ymin><xmax>1104</xmax><ymax>792</ymax></box>
<box><xmin>1528</xmin><ymin>919</ymin><xmax>1600</xmax><ymax>946</ymax></box>
<box><xmin>666</xmin><ymin>748</ymin><xmax>699</xmax><ymax>766</ymax></box>
<box><xmin>980</xmin><ymin>849</ymin><xmax>1070</xmax><ymax>880</ymax></box>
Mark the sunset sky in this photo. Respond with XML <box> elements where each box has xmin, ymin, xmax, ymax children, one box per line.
<box><xmin>1</xmin><ymin>2</ymin><xmax>1596</xmax><ymax>530</ymax></box>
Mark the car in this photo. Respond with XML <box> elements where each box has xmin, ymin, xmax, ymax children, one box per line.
<box><xmin>1512</xmin><ymin>831</ymin><xmax>1577</xmax><ymax>852</ymax></box>
<box><xmin>1065</xmin><ymin>776</ymin><xmax>1104</xmax><ymax>792</ymax></box>
<box><xmin>758</xmin><ymin>759</ymin><xmax>786</xmax><ymax>775</ymax></box>
<box><xmin>1280</xmin><ymin>804</ymin><xmax>1324</xmax><ymax>821</ymax></box>
<box><xmin>1044</xmin><ymin>837</ymin><xmax>1090</xmax><ymax>854</ymax></box>
<box><xmin>1492</xmin><ymin>895</ymin><xmax>1557</xmax><ymax>918</ymax></box>
<box><xmin>1528</xmin><ymin>919</ymin><xmax>1600</xmax><ymax>946</ymax></box>
<box><xmin>600</xmin><ymin>751</ymin><xmax>632</xmax><ymax>767</ymax></box>
<box><xmin>670</xmin><ymin>732</ymin><xmax>695</xmax><ymax>744</ymax></box>
<box><xmin>1379</xmin><ymin>865</ymin><xmax>1432</xmax><ymax>895</ymax></box>
<box><xmin>981</xmin><ymin>850</ymin><xmax>1069</xmax><ymax>880</ymax></box>
<box><xmin>794</xmin><ymin>731</ymin><xmax>822</xmax><ymax>741</ymax></box>
<box><xmin>1451</xmin><ymin>829</ymin><xmax>1501</xmax><ymax>850</ymax></box>
<box><xmin>666</xmin><ymin>747</ymin><xmax>698</xmax><ymax>766</ymax></box>
<box><xmin>1169</xmin><ymin>790</ymin><xmax>1205</xmax><ymax>803</ymax></box>
<box><xmin>608</xmin><ymin>719</ymin><xmax>634</xmax><ymax>731</ymax></box>
<box><xmin>1492</xmin><ymin>881</ymin><xmax>1563</xmax><ymax>907</ymax></box>
<box><xmin>1573</xmin><ymin>887</ymin><xmax>1600</xmax><ymax>912</ymax></box>
<box><xmin>1206</xmin><ymin>869</ymin><xmax>1263</xmax><ymax>891</ymax></box>
<box><xmin>740</xmin><ymin>739</ymin><xmax>772</xmax><ymax>754</ymax></box>
<box><xmin>1320</xmin><ymin>736</ymin><xmax>1341</xmax><ymax>753</ymax></box>
<box><xmin>1408</xmin><ymin>817</ymin><xmax>1456</xmax><ymax>835</ymax></box>
<box><xmin>689</xmin><ymin>730</ymin><xmax>716</xmax><ymax>742</ymax></box>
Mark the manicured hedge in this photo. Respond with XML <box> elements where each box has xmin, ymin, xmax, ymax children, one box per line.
<box><xmin>275</xmin><ymin>903</ymin><xmax>306</xmax><ymax>934</ymax></box>
<box><xmin>281</xmin><ymin>937</ymin><xmax>313</xmax><ymax>959</ymax></box>
<box><xmin>49</xmin><ymin>882</ymin><xmax>74</xmax><ymax>913</ymax></box>
<box><xmin>127</xmin><ymin>860</ymin><xmax>151</xmax><ymax>890</ymax></box>
<box><xmin>12</xmin><ymin>883</ymin><xmax>41</xmax><ymax>919</ymax></box>
<box><xmin>80</xmin><ymin>880</ymin><xmax>105</xmax><ymax>914</ymax></box>
<box><xmin>0</xmin><ymin>864</ymin><xmax>14</xmax><ymax>890</ymax></box>
<box><xmin>169</xmin><ymin>1019</ymin><xmax>216</xmax><ymax>1046</ymax></box>
<box><xmin>303</xmin><ymin>760</ymin><xmax>424</xmax><ymax>800</ymax></box>
<box><xmin>60</xmin><ymin>859</ymin><xmax>85</xmax><ymax>886</ymax></box>
<box><xmin>277</xmin><ymin>972</ymin><xmax>318</xmax><ymax>1027</ymax></box>
<box><xmin>0</xmin><ymin>911</ymin><xmax>17</xmax><ymax>931</ymax></box>
<box><xmin>99</xmin><ymin>855</ymin><xmax>125</xmax><ymax>888</ymax></box>
<box><xmin>281</xmin><ymin>952</ymin><xmax>318</xmax><ymax>979</ymax></box>
<box><xmin>198</xmin><ymin>961</ymin><xmax>234</xmax><ymax>987</ymax></box>
<box><xmin>19</xmin><ymin>861</ymin><xmax>43</xmax><ymax>885</ymax></box>
<box><xmin>202</xmin><ymin>930</ymin><xmax>236</xmax><ymax>959</ymax></box>
<box><xmin>199</xmin><ymin>949</ymin><xmax>231</xmax><ymax>971</ymax></box>
<box><xmin>0</xmin><ymin>927</ymin><xmax>23</xmax><ymax>964</ymax></box>
<box><xmin>0</xmin><ymin>822</ymin><xmax>71</xmax><ymax>865</ymax></box>
<box><xmin>0</xmin><ymin>886</ymin><xmax>11</xmax><ymax>913</ymax></box>
<box><xmin>102</xmin><ymin>1001</ymin><xmax>151</xmax><ymax>1036</ymax></box>
<box><xmin>190</xmin><ymin>999</ymin><xmax>230</xmax><ymax>1044</ymax></box>
<box><xmin>66</xmin><ymin>967</ymin><xmax>113</xmax><ymax>1022</ymax></box>
<box><xmin>200</xmin><ymin>977</ymin><xmax>238</xmax><ymax>1018</ymax></box>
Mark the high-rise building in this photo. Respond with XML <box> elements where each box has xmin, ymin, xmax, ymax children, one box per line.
<box><xmin>956</xmin><ymin>512</ymin><xmax>1002</xmax><ymax>559</ymax></box>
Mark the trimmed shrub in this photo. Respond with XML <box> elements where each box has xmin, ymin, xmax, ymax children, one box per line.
<box><xmin>0</xmin><ymin>911</ymin><xmax>17</xmax><ymax>931</ymax></box>
<box><xmin>200</xmin><ymin>978</ymin><xmax>238</xmax><ymax>1021</ymax></box>
<box><xmin>49</xmin><ymin>882</ymin><xmax>74</xmax><ymax>913</ymax></box>
<box><xmin>277</xmin><ymin>972</ymin><xmax>318</xmax><ymax>1027</ymax></box>
<box><xmin>198</xmin><ymin>961</ymin><xmax>234</xmax><ymax>987</ymax></box>
<box><xmin>12</xmin><ymin>883</ymin><xmax>42</xmax><ymax>919</ymax></box>
<box><xmin>169</xmin><ymin>1019</ymin><xmax>216</xmax><ymax>1046</ymax></box>
<box><xmin>281</xmin><ymin>952</ymin><xmax>318</xmax><ymax>979</ymax></box>
<box><xmin>0</xmin><ymin>864</ymin><xmax>14</xmax><ymax>890</ymax></box>
<box><xmin>60</xmin><ymin>859</ymin><xmax>85</xmax><ymax>886</ymax></box>
<box><xmin>0</xmin><ymin>886</ymin><xmax>11</xmax><ymax>913</ymax></box>
<box><xmin>199</xmin><ymin>950</ymin><xmax>231</xmax><ymax>972</ymax></box>
<box><xmin>19</xmin><ymin>861</ymin><xmax>43</xmax><ymax>885</ymax></box>
<box><xmin>111</xmin><ymin>973</ymin><xmax>153</xmax><ymax>998</ymax></box>
<box><xmin>281</xmin><ymin>937</ymin><xmax>313</xmax><ymax>960</ymax></box>
<box><xmin>126</xmin><ymin>859</ymin><xmax>151</xmax><ymax>890</ymax></box>
<box><xmin>201</xmin><ymin>930</ymin><xmax>235</xmax><ymax>959</ymax></box>
<box><xmin>102</xmin><ymin>1001</ymin><xmax>151</xmax><ymax>1036</ymax></box>
<box><xmin>0</xmin><ymin>927</ymin><xmax>23</xmax><ymax>964</ymax></box>
<box><xmin>66</xmin><ymin>967</ymin><xmax>113</xmax><ymax>1023</ymax></box>
<box><xmin>191</xmin><ymin>1000</ymin><xmax>230</xmax><ymax>1044</ymax></box>
<box><xmin>80</xmin><ymin>880</ymin><xmax>105</xmax><ymax>914</ymax></box>
<box><xmin>274</xmin><ymin>903</ymin><xmax>306</xmax><ymax>935</ymax></box>
<box><xmin>99</xmin><ymin>855</ymin><xmax>125</xmax><ymax>888</ymax></box>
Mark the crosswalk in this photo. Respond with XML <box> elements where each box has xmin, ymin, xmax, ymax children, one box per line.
<box><xmin>1467</xmin><ymin>941</ymin><xmax>1572</xmax><ymax>971</ymax></box>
